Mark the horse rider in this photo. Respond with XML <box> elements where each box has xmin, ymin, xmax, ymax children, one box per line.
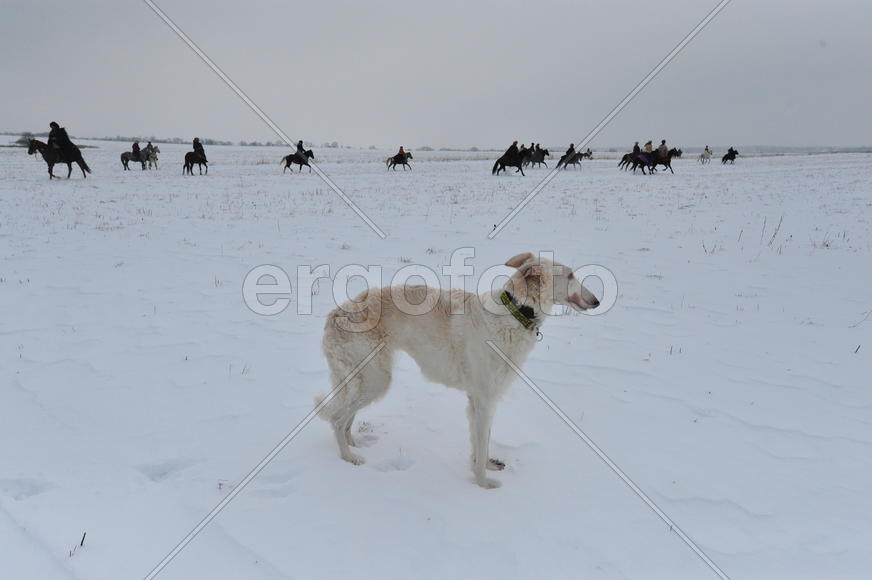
<box><xmin>534</xmin><ymin>143</ymin><xmax>541</xmax><ymax>152</ymax></box>
<box><xmin>565</xmin><ymin>143</ymin><xmax>576</xmax><ymax>160</ymax></box>
<box><xmin>47</xmin><ymin>121</ymin><xmax>74</xmax><ymax>160</ymax></box>
<box><xmin>657</xmin><ymin>139</ymin><xmax>668</xmax><ymax>159</ymax></box>
<box><xmin>643</xmin><ymin>140</ymin><xmax>653</xmax><ymax>153</ymax></box>
<box><xmin>132</xmin><ymin>141</ymin><xmax>141</xmax><ymax>161</ymax></box>
<box><xmin>193</xmin><ymin>137</ymin><xmax>205</xmax><ymax>158</ymax></box>
<box><xmin>144</xmin><ymin>141</ymin><xmax>155</xmax><ymax>155</ymax></box>
<box><xmin>704</xmin><ymin>145</ymin><xmax>711</xmax><ymax>155</ymax></box>
<box><xmin>396</xmin><ymin>145</ymin><xmax>406</xmax><ymax>158</ymax></box>
<box><xmin>296</xmin><ymin>140</ymin><xmax>306</xmax><ymax>157</ymax></box>
<box><xmin>504</xmin><ymin>140</ymin><xmax>519</xmax><ymax>156</ymax></box>
<box><xmin>633</xmin><ymin>141</ymin><xmax>641</xmax><ymax>155</ymax></box>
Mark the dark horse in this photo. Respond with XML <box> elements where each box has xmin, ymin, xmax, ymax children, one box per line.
<box><xmin>722</xmin><ymin>148</ymin><xmax>739</xmax><ymax>164</ymax></box>
<box><xmin>558</xmin><ymin>149</ymin><xmax>592</xmax><ymax>170</ymax></box>
<box><xmin>492</xmin><ymin>146</ymin><xmax>529</xmax><ymax>176</ymax></box>
<box><xmin>27</xmin><ymin>139</ymin><xmax>91</xmax><ymax>179</ymax></box>
<box><xmin>386</xmin><ymin>151</ymin><xmax>413</xmax><ymax>171</ymax></box>
<box><xmin>183</xmin><ymin>151</ymin><xmax>208</xmax><ymax>175</ymax></box>
<box><xmin>281</xmin><ymin>149</ymin><xmax>315</xmax><ymax>173</ymax></box>
<box><xmin>121</xmin><ymin>150</ymin><xmax>146</xmax><ymax>171</ymax></box>
<box><xmin>618</xmin><ymin>153</ymin><xmax>634</xmax><ymax>171</ymax></box>
<box><xmin>523</xmin><ymin>148</ymin><xmax>550</xmax><ymax>168</ymax></box>
<box><xmin>632</xmin><ymin>148</ymin><xmax>682</xmax><ymax>174</ymax></box>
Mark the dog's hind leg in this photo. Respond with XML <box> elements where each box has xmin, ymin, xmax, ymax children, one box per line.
<box><xmin>321</xmin><ymin>347</ymin><xmax>393</xmax><ymax>465</ymax></box>
<box><xmin>331</xmin><ymin>412</ymin><xmax>365</xmax><ymax>465</ymax></box>
<box><xmin>467</xmin><ymin>395</ymin><xmax>500</xmax><ymax>489</ymax></box>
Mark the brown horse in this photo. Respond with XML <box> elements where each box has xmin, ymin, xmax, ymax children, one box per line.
<box><xmin>281</xmin><ymin>149</ymin><xmax>315</xmax><ymax>173</ymax></box>
<box><xmin>386</xmin><ymin>151</ymin><xmax>413</xmax><ymax>170</ymax></box>
<box><xmin>631</xmin><ymin>148</ymin><xmax>682</xmax><ymax>174</ymax></box>
<box><xmin>557</xmin><ymin>149</ymin><xmax>592</xmax><ymax>170</ymax></box>
<box><xmin>523</xmin><ymin>148</ymin><xmax>550</xmax><ymax>168</ymax></box>
<box><xmin>183</xmin><ymin>151</ymin><xmax>208</xmax><ymax>175</ymax></box>
<box><xmin>492</xmin><ymin>146</ymin><xmax>529</xmax><ymax>176</ymax></box>
<box><xmin>121</xmin><ymin>150</ymin><xmax>146</xmax><ymax>171</ymax></box>
<box><xmin>27</xmin><ymin>139</ymin><xmax>91</xmax><ymax>179</ymax></box>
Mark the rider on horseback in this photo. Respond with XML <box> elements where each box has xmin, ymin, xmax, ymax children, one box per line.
<box><xmin>145</xmin><ymin>141</ymin><xmax>155</xmax><ymax>155</ymax></box>
<box><xmin>47</xmin><ymin>122</ymin><xmax>74</xmax><ymax>160</ymax></box>
<box><xmin>132</xmin><ymin>141</ymin><xmax>141</xmax><ymax>161</ymax></box>
<box><xmin>193</xmin><ymin>137</ymin><xmax>206</xmax><ymax>159</ymax></box>
<box><xmin>633</xmin><ymin>141</ymin><xmax>641</xmax><ymax>155</ymax></box>
<box><xmin>643</xmin><ymin>140</ymin><xmax>653</xmax><ymax>153</ymax></box>
<box><xmin>565</xmin><ymin>143</ymin><xmax>576</xmax><ymax>159</ymax></box>
<box><xmin>397</xmin><ymin>145</ymin><xmax>406</xmax><ymax>157</ymax></box>
<box><xmin>657</xmin><ymin>139</ymin><xmax>668</xmax><ymax>160</ymax></box>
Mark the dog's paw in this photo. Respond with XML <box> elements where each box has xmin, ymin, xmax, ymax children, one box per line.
<box><xmin>341</xmin><ymin>452</ymin><xmax>366</xmax><ymax>466</ymax></box>
<box><xmin>487</xmin><ymin>458</ymin><xmax>506</xmax><ymax>471</ymax></box>
<box><xmin>476</xmin><ymin>477</ymin><xmax>502</xmax><ymax>490</ymax></box>
<box><xmin>349</xmin><ymin>434</ymin><xmax>379</xmax><ymax>448</ymax></box>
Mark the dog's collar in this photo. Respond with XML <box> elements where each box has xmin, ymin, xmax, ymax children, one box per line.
<box><xmin>500</xmin><ymin>291</ymin><xmax>538</xmax><ymax>332</ymax></box>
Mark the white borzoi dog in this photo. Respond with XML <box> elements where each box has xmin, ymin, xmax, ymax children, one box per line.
<box><xmin>317</xmin><ymin>252</ymin><xmax>600</xmax><ymax>488</ymax></box>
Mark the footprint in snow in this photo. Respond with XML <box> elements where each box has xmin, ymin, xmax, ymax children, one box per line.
<box><xmin>137</xmin><ymin>458</ymin><xmax>196</xmax><ymax>482</ymax></box>
<box><xmin>0</xmin><ymin>478</ymin><xmax>51</xmax><ymax>500</ymax></box>
<box><xmin>373</xmin><ymin>456</ymin><xmax>415</xmax><ymax>472</ymax></box>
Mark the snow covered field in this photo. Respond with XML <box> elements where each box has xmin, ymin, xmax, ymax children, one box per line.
<box><xmin>2</xmin><ymin>141</ymin><xmax>871</xmax><ymax>579</ymax></box>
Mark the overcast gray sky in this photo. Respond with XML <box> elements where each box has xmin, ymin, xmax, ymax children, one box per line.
<box><xmin>2</xmin><ymin>0</ymin><xmax>870</xmax><ymax>148</ymax></box>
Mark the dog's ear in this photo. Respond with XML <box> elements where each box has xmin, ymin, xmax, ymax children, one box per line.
<box><xmin>505</xmin><ymin>252</ymin><xmax>534</xmax><ymax>268</ymax></box>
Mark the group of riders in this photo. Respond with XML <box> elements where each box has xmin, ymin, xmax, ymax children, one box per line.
<box><xmin>130</xmin><ymin>139</ymin><xmax>158</xmax><ymax>162</ymax></box>
<box><xmin>502</xmin><ymin>141</ymin><xmax>589</xmax><ymax>163</ymax></box>
<box><xmin>632</xmin><ymin>139</ymin><xmax>674</xmax><ymax>160</ymax></box>
<box><xmin>35</xmin><ymin>121</ymin><xmax>730</xmax><ymax>179</ymax></box>
<box><xmin>617</xmin><ymin>138</ymin><xmax>684</xmax><ymax>174</ymax></box>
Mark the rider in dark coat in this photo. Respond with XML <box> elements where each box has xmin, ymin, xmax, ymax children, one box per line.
<box><xmin>296</xmin><ymin>140</ymin><xmax>306</xmax><ymax>156</ymax></box>
<box><xmin>48</xmin><ymin>122</ymin><xmax>75</xmax><ymax>160</ymax></box>
<box><xmin>504</xmin><ymin>140</ymin><xmax>519</xmax><ymax>157</ymax></box>
<box><xmin>132</xmin><ymin>141</ymin><xmax>141</xmax><ymax>160</ymax></box>
<box><xmin>145</xmin><ymin>141</ymin><xmax>155</xmax><ymax>154</ymax></box>
<box><xmin>397</xmin><ymin>145</ymin><xmax>406</xmax><ymax>157</ymax></box>
<box><xmin>633</xmin><ymin>141</ymin><xmax>641</xmax><ymax>155</ymax></box>
<box><xmin>193</xmin><ymin>138</ymin><xmax>205</xmax><ymax>158</ymax></box>
<box><xmin>565</xmin><ymin>143</ymin><xmax>576</xmax><ymax>159</ymax></box>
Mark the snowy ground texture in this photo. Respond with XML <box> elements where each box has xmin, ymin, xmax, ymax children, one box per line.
<box><xmin>2</xmin><ymin>141</ymin><xmax>871</xmax><ymax>579</ymax></box>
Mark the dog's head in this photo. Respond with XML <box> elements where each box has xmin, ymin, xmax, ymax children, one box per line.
<box><xmin>505</xmin><ymin>252</ymin><xmax>600</xmax><ymax>314</ymax></box>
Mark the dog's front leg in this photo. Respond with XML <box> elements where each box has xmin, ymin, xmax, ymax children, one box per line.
<box><xmin>467</xmin><ymin>395</ymin><xmax>500</xmax><ymax>489</ymax></box>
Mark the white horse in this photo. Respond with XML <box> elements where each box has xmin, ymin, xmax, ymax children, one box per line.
<box><xmin>146</xmin><ymin>146</ymin><xmax>161</xmax><ymax>169</ymax></box>
<box><xmin>698</xmin><ymin>149</ymin><xmax>712</xmax><ymax>164</ymax></box>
